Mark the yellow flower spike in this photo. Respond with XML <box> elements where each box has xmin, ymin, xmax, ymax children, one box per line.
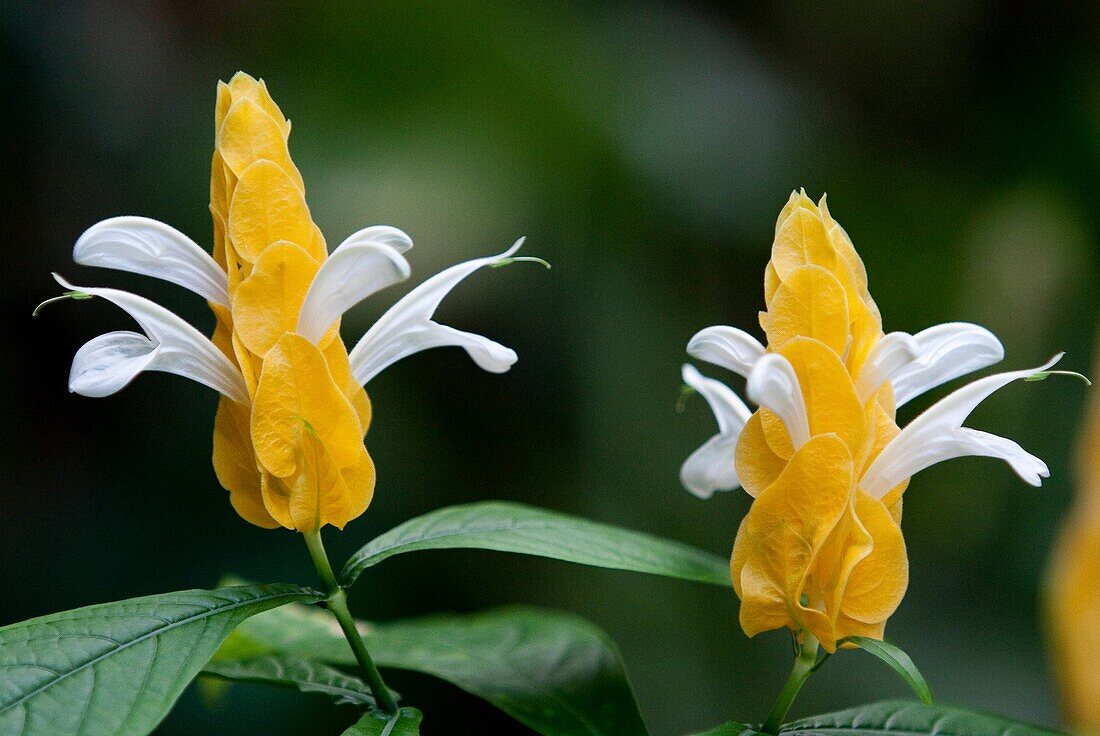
<box><xmin>1049</xmin><ymin>504</ymin><xmax>1100</xmax><ymax>732</ymax></box>
<box><xmin>684</xmin><ymin>189</ymin><xmax>1067</xmax><ymax>649</ymax></box>
<box><xmin>1048</xmin><ymin>343</ymin><xmax>1100</xmax><ymax>733</ymax></box>
<box><xmin>55</xmin><ymin>72</ymin><xmax>535</xmax><ymax>532</ymax></box>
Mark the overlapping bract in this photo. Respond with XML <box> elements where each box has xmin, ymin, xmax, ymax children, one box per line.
<box><xmin>683</xmin><ymin>191</ymin><xmax>1056</xmax><ymax>651</ymax></box>
<box><xmin>57</xmin><ymin>72</ymin><xmax>529</xmax><ymax>533</ymax></box>
<box><xmin>208</xmin><ymin>75</ymin><xmax>374</xmax><ymax>531</ymax></box>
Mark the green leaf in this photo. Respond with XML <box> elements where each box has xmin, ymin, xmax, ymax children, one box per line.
<box><xmin>341</xmin><ymin>500</ymin><xmax>731</xmax><ymax>588</ymax></box>
<box><xmin>202</xmin><ymin>654</ymin><xmax>384</xmax><ymax>707</ymax></box>
<box><xmin>780</xmin><ymin>700</ymin><xmax>1064</xmax><ymax>736</ymax></box>
<box><xmin>342</xmin><ymin>708</ymin><xmax>423</xmax><ymax>736</ymax></box>
<box><xmin>219</xmin><ymin>601</ymin><xmax>650</xmax><ymax>736</ymax></box>
<box><xmin>687</xmin><ymin>701</ymin><xmax>1066</xmax><ymax>736</ymax></box>
<box><xmin>0</xmin><ymin>584</ymin><xmax>319</xmax><ymax>736</ymax></box>
<box><xmin>836</xmin><ymin>637</ymin><xmax>932</xmax><ymax>704</ymax></box>
<box><xmin>686</xmin><ymin>724</ymin><xmax>757</xmax><ymax>736</ymax></box>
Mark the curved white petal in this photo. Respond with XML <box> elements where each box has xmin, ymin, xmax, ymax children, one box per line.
<box><xmin>297</xmin><ymin>241</ymin><xmax>411</xmax><ymax>344</ymax></box>
<box><xmin>890</xmin><ymin>322</ymin><xmax>1004</xmax><ymax>406</ymax></box>
<box><xmin>70</xmin><ymin>331</ymin><xmax>158</xmax><ymax>397</ymax></box>
<box><xmin>856</xmin><ymin>331</ymin><xmax>920</xmax><ymax>403</ymax></box>
<box><xmin>680</xmin><ymin>364</ymin><xmax>751</xmax><ymax>498</ymax></box>
<box><xmin>686</xmin><ymin>325</ymin><xmax>765</xmax><ymax>379</ymax></box>
<box><xmin>348</xmin><ymin>239</ymin><xmax>524</xmax><ymax>385</ymax></box>
<box><xmin>354</xmin><ymin>323</ymin><xmax>517</xmax><ymax>385</ymax></box>
<box><xmin>336</xmin><ymin>225</ymin><xmax>414</xmax><ymax>254</ymax></box>
<box><xmin>54</xmin><ymin>274</ymin><xmax>248</xmax><ymax>403</ymax></box>
<box><xmin>683</xmin><ymin>364</ymin><xmax>751</xmax><ymax>435</ymax></box>
<box><xmin>746</xmin><ymin>353</ymin><xmax>810</xmax><ymax>450</ymax></box>
<box><xmin>73</xmin><ymin>216</ymin><xmax>229</xmax><ymax>307</ymax></box>
<box><xmin>861</xmin><ymin>354</ymin><xmax>1061</xmax><ymax>498</ymax></box>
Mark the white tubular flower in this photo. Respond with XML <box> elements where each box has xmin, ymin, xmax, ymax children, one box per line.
<box><xmin>887</xmin><ymin>322</ymin><xmax>1005</xmax><ymax>407</ymax></box>
<box><xmin>855</xmin><ymin>331</ymin><xmax>921</xmax><ymax>403</ymax></box>
<box><xmin>746</xmin><ymin>353</ymin><xmax>811</xmax><ymax>450</ymax></box>
<box><xmin>680</xmin><ymin>364</ymin><xmax>752</xmax><ymax>499</ymax></box>
<box><xmin>348</xmin><ymin>238</ymin><xmax>531</xmax><ymax>385</ymax></box>
<box><xmin>686</xmin><ymin>325</ymin><xmax>765</xmax><ymax>379</ymax></box>
<box><xmin>74</xmin><ymin>216</ymin><xmax>231</xmax><ymax>307</ymax></box>
<box><xmin>297</xmin><ymin>235</ymin><xmax>412</xmax><ymax>344</ymax></box>
<box><xmin>861</xmin><ymin>354</ymin><xmax>1063</xmax><ymax>498</ymax></box>
<box><xmin>54</xmin><ymin>273</ymin><xmax>248</xmax><ymax>402</ymax></box>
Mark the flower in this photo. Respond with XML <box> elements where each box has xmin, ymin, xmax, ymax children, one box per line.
<box><xmin>1048</xmin><ymin>346</ymin><xmax>1100</xmax><ymax>733</ymax></box>
<box><xmin>50</xmin><ymin>72</ymin><xmax>537</xmax><ymax>533</ymax></box>
<box><xmin>682</xmin><ymin>190</ymin><xmax>1066</xmax><ymax>651</ymax></box>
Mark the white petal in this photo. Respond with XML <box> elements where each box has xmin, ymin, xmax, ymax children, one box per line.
<box><xmin>683</xmin><ymin>364</ymin><xmax>751</xmax><ymax>434</ymax></box>
<box><xmin>680</xmin><ymin>364</ymin><xmax>751</xmax><ymax>498</ymax></box>
<box><xmin>297</xmin><ymin>241</ymin><xmax>411</xmax><ymax>344</ymax></box>
<box><xmin>745</xmin><ymin>353</ymin><xmax>810</xmax><ymax>450</ymax></box>
<box><xmin>681</xmin><ymin>434</ymin><xmax>741</xmax><ymax>500</ymax></box>
<box><xmin>855</xmin><ymin>331</ymin><xmax>921</xmax><ymax>403</ymax></box>
<box><xmin>353</xmin><ymin>323</ymin><xmax>517</xmax><ymax>385</ymax></box>
<box><xmin>73</xmin><ymin>216</ymin><xmax>229</xmax><ymax>307</ymax></box>
<box><xmin>861</xmin><ymin>355</ymin><xmax>1061</xmax><ymax>498</ymax></box>
<box><xmin>348</xmin><ymin>240</ymin><xmax>524</xmax><ymax>385</ymax></box>
<box><xmin>890</xmin><ymin>322</ymin><xmax>1004</xmax><ymax>406</ymax></box>
<box><xmin>336</xmin><ymin>225</ymin><xmax>414</xmax><ymax>254</ymax></box>
<box><xmin>686</xmin><ymin>325</ymin><xmax>765</xmax><ymax>379</ymax></box>
<box><xmin>70</xmin><ymin>331</ymin><xmax>158</xmax><ymax>397</ymax></box>
<box><xmin>54</xmin><ymin>274</ymin><xmax>248</xmax><ymax>403</ymax></box>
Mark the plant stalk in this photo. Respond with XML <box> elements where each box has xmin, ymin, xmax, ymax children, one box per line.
<box><xmin>761</xmin><ymin>632</ymin><xmax>820</xmax><ymax>734</ymax></box>
<box><xmin>303</xmin><ymin>529</ymin><xmax>399</xmax><ymax>715</ymax></box>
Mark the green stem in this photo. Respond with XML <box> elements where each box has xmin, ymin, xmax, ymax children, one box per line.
<box><xmin>303</xmin><ymin>530</ymin><xmax>399</xmax><ymax>715</ymax></box>
<box><xmin>761</xmin><ymin>633</ymin><xmax>820</xmax><ymax>734</ymax></box>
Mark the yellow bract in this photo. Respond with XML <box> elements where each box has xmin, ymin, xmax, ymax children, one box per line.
<box><xmin>732</xmin><ymin>191</ymin><xmax>908</xmax><ymax>651</ymax></box>
<box><xmin>208</xmin><ymin>72</ymin><xmax>373</xmax><ymax>532</ymax></box>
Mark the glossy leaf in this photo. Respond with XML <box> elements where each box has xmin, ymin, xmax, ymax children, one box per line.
<box><xmin>780</xmin><ymin>700</ymin><xmax>1063</xmax><ymax>736</ymax></box>
<box><xmin>342</xmin><ymin>708</ymin><xmax>423</xmax><ymax>736</ymax></box>
<box><xmin>688</xmin><ymin>701</ymin><xmax>1065</xmax><ymax>736</ymax></box>
<box><xmin>0</xmin><ymin>584</ymin><xmax>319</xmax><ymax>736</ymax></box>
<box><xmin>202</xmin><ymin>654</ymin><xmax>382</xmax><ymax>707</ymax></box>
<box><xmin>836</xmin><ymin>637</ymin><xmax>932</xmax><ymax>704</ymax></box>
<box><xmin>687</xmin><ymin>724</ymin><xmax>756</xmax><ymax>736</ymax></box>
<box><xmin>341</xmin><ymin>500</ymin><xmax>731</xmax><ymax>588</ymax></box>
<box><xmin>218</xmin><ymin>601</ymin><xmax>650</xmax><ymax>736</ymax></box>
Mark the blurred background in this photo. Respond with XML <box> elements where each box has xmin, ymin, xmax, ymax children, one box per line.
<box><xmin>2</xmin><ymin>1</ymin><xmax>1098</xmax><ymax>734</ymax></box>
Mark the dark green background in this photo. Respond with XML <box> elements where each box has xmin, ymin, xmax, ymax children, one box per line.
<box><xmin>2</xmin><ymin>2</ymin><xmax>1096</xmax><ymax>734</ymax></box>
